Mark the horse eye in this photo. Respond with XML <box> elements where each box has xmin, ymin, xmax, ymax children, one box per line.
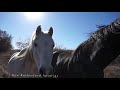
<box><xmin>34</xmin><ymin>43</ymin><xmax>37</xmax><ymax>47</ymax></box>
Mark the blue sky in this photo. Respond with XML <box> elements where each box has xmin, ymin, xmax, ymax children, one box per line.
<box><xmin>0</xmin><ymin>12</ymin><xmax>120</xmax><ymax>50</ymax></box>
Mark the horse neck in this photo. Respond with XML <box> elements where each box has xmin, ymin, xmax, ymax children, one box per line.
<box><xmin>91</xmin><ymin>41</ymin><xmax>120</xmax><ymax>70</ymax></box>
<box><xmin>23</xmin><ymin>47</ymin><xmax>38</xmax><ymax>74</ymax></box>
<box><xmin>77</xmin><ymin>18</ymin><xmax>120</xmax><ymax>71</ymax></box>
<box><xmin>90</xmin><ymin>20</ymin><xmax>120</xmax><ymax>70</ymax></box>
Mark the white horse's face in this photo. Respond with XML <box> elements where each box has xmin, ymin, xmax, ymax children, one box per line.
<box><xmin>32</xmin><ymin>25</ymin><xmax>54</xmax><ymax>75</ymax></box>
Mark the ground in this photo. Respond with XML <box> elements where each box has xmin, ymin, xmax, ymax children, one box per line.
<box><xmin>0</xmin><ymin>50</ymin><xmax>120</xmax><ymax>78</ymax></box>
<box><xmin>0</xmin><ymin>50</ymin><xmax>19</xmax><ymax>78</ymax></box>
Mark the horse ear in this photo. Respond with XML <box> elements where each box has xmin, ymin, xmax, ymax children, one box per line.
<box><xmin>48</xmin><ymin>27</ymin><xmax>53</xmax><ymax>36</ymax></box>
<box><xmin>36</xmin><ymin>25</ymin><xmax>41</xmax><ymax>35</ymax></box>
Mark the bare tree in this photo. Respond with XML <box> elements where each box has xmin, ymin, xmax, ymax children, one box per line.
<box><xmin>0</xmin><ymin>29</ymin><xmax>12</xmax><ymax>52</ymax></box>
<box><xmin>54</xmin><ymin>43</ymin><xmax>67</xmax><ymax>51</ymax></box>
<box><xmin>16</xmin><ymin>38</ymin><xmax>30</xmax><ymax>50</ymax></box>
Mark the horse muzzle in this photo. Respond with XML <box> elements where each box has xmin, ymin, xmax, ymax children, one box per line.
<box><xmin>39</xmin><ymin>66</ymin><xmax>53</xmax><ymax>76</ymax></box>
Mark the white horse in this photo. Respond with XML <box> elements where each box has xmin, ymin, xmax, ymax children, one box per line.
<box><xmin>8</xmin><ymin>25</ymin><xmax>54</xmax><ymax>78</ymax></box>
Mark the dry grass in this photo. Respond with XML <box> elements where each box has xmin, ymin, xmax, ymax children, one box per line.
<box><xmin>104</xmin><ymin>65</ymin><xmax>120</xmax><ymax>78</ymax></box>
<box><xmin>0</xmin><ymin>50</ymin><xmax>19</xmax><ymax>78</ymax></box>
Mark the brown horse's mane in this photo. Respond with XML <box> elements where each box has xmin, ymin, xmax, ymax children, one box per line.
<box><xmin>71</xmin><ymin>18</ymin><xmax>120</xmax><ymax>60</ymax></box>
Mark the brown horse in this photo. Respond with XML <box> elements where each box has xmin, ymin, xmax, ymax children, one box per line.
<box><xmin>52</xmin><ymin>18</ymin><xmax>120</xmax><ymax>78</ymax></box>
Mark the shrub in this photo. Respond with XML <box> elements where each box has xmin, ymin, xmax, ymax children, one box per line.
<box><xmin>0</xmin><ymin>29</ymin><xmax>12</xmax><ymax>52</ymax></box>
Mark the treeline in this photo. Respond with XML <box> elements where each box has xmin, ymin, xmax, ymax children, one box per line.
<box><xmin>0</xmin><ymin>29</ymin><xmax>12</xmax><ymax>52</ymax></box>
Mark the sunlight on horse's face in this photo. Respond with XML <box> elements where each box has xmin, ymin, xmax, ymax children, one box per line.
<box><xmin>32</xmin><ymin>26</ymin><xmax>54</xmax><ymax>75</ymax></box>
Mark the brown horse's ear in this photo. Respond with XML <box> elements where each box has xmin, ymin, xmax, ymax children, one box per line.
<box><xmin>48</xmin><ymin>27</ymin><xmax>53</xmax><ymax>36</ymax></box>
<box><xmin>36</xmin><ymin>25</ymin><xmax>41</xmax><ymax>35</ymax></box>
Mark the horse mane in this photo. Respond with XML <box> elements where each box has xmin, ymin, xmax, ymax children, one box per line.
<box><xmin>71</xmin><ymin>17</ymin><xmax>120</xmax><ymax>61</ymax></box>
<box><xmin>11</xmin><ymin>31</ymin><xmax>35</xmax><ymax>63</ymax></box>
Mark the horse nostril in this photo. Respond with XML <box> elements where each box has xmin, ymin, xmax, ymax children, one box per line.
<box><xmin>39</xmin><ymin>67</ymin><xmax>53</xmax><ymax>75</ymax></box>
<box><xmin>39</xmin><ymin>67</ymin><xmax>44</xmax><ymax>75</ymax></box>
<box><xmin>49</xmin><ymin>67</ymin><xmax>53</xmax><ymax>74</ymax></box>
